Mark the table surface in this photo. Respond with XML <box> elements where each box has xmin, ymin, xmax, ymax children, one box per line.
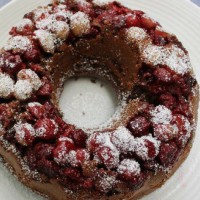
<box><xmin>0</xmin><ymin>0</ymin><xmax>200</xmax><ymax>7</ymax></box>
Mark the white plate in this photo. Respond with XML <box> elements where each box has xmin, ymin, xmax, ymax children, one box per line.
<box><xmin>0</xmin><ymin>0</ymin><xmax>200</xmax><ymax>199</ymax></box>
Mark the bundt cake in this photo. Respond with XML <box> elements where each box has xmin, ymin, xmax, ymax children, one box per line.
<box><xmin>0</xmin><ymin>0</ymin><xmax>198</xmax><ymax>199</ymax></box>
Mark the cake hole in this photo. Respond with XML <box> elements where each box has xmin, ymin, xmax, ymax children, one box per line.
<box><xmin>59</xmin><ymin>77</ymin><xmax>118</xmax><ymax>129</ymax></box>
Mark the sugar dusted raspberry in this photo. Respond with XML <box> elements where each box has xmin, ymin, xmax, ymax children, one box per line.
<box><xmin>140</xmin><ymin>15</ymin><xmax>157</xmax><ymax>30</ymax></box>
<box><xmin>153</xmin><ymin>123</ymin><xmax>178</xmax><ymax>141</ymax></box>
<box><xmin>23</xmin><ymin>48</ymin><xmax>41</xmax><ymax>63</ymax></box>
<box><xmin>34</xmin><ymin>30</ymin><xmax>56</xmax><ymax>53</ymax></box>
<box><xmin>17</xmin><ymin>69</ymin><xmax>42</xmax><ymax>91</ymax></box>
<box><xmin>87</xmin><ymin>132</ymin><xmax>111</xmax><ymax>152</ymax></box>
<box><xmin>158</xmin><ymin>141</ymin><xmax>178</xmax><ymax>167</ymax></box>
<box><xmin>95</xmin><ymin>169</ymin><xmax>117</xmax><ymax>193</ymax></box>
<box><xmin>153</xmin><ymin>67</ymin><xmax>172</xmax><ymax>83</ymax></box>
<box><xmin>128</xmin><ymin>116</ymin><xmax>150</xmax><ymax>137</ymax></box>
<box><xmin>96</xmin><ymin>146</ymin><xmax>119</xmax><ymax>169</ymax></box>
<box><xmin>67</xmin><ymin>149</ymin><xmax>90</xmax><ymax>167</ymax></box>
<box><xmin>135</xmin><ymin>135</ymin><xmax>160</xmax><ymax>161</ymax></box>
<box><xmin>14</xmin><ymin>122</ymin><xmax>36</xmax><ymax>146</ymax></box>
<box><xmin>34</xmin><ymin>143</ymin><xmax>54</xmax><ymax>159</ymax></box>
<box><xmin>111</xmin><ymin>126</ymin><xmax>135</xmax><ymax>153</ymax></box>
<box><xmin>27</xmin><ymin>102</ymin><xmax>44</xmax><ymax>119</ymax></box>
<box><xmin>70</xmin><ymin>11</ymin><xmax>91</xmax><ymax>36</ymax></box>
<box><xmin>37</xmin><ymin>79</ymin><xmax>52</xmax><ymax>97</ymax></box>
<box><xmin>150</xmin><ymin>105</ymin><xmax>172</xmax><ymax>125</ymax></box>
<box><xmin>126</xmin><ymin>27</ymin><xmax>147</xmax><ymax>43</ymax></box>
<box><xmin>4</xmin><ymin>36</ymin><xmax>32</xmax><ymax>53</ymax></box>
<box><xmin>117</xmin><ymin>159</ymin><xmax>141</xmax><ymax>181</ymax></box>
<box><xmin>0</xmin><ymin>73</ymin><xmax>14</xmax><ymax>98</ymax></box>
<box><xmin>53</xmin><ymin>137</ymin><xmax>75</xmax><ymax>165</ymax></box>
<box><xmin>92</xmin><ymin>0</ymin><xmax>113</xmax><ymax>7</ymax></box>
<box><xmin>14</xmin><ymin>80</ymin><xmax>33</xmax><ymax>100</ymax></box>
<box><xmin>35</xmin><ymin>118</ymin><xmax>58</xmax><ymax>140</ymax></box>
<box><xmin>12</xmin><ymin>18</ymin><xmax>34</xmax><ymax>34</ymax></box>
<box><xmin>63</xmin><ymin>167</ymin><xmax>81</xmax><ymax>181</ymax></box>
<box><xmin>172</xmin><ymin>114</ymin><xmax>192</xmax><ymax>148</ymax></box>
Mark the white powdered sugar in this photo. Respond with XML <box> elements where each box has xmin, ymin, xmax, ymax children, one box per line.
<box><xmin>70</xmin><ymin>11</ymin><xmax>91</xmax><ymax>36</ymax></box>
<box><xmin>111</xmin><ymin>126</ymin><xmax>135</xmax><ymax>153</ymax></box>
<box><xmin>28</xmin><ymin>102</ymin><xmax>42</xmax><ymax>108</ymax></box>
<box><xmin>4</xmin><ymin>36</ymin><xmax>32</xmax><ymax>52</ymax></box>
<box><xmin>142</xmin><ymin>44</ymin><xmax>191</xmax><ymax>75</ymax></box>
<box><xmin>117</xmin><ymin>159</ymin><xmax>141</xmax><ymax>176</ymax></box>
<box><xmin>17</xmin><ymin>69</ymin><xmax>42</xmax><ymax>91</ymax></box>
<box><xmin>36</xmin><ymin>14</ymin><xmax>70</xmax><ymax>39</ymax></box>
<box><xmin>14</xmin><ymin>80</ymin><xmax>33</xmax><ymax>100</ymax></box>
<box><xmin>34</xmin><ymin>30</ymin><xmax>56</xmax><ymax>53</ymax></box>
<box><xmin>97</xmin><ymin>173</ymin><xmax>116</xmax><ymax>192</ymax></box>
<box><xmin>135</xmin><ymin>135</ymin><xmax>161</xmax><ymax>161</ymax></box>
<box><xmin>74</xmin><ymin>0</ymin><xmax>90</xmax><ymax>7</ymax></box>
<box><xmin>33</xmin><ymin>7</ymin><xmax>51</xmax><ymax>21</ymax></box>
<box><xmin>0</xmin><ymin>73</ymin><xmax>14</xmax><ymax>98</ymax></box>
<box><xmin>14</xmin><ymin>122</ymin><xmax>36</xmax><ymax>146</ymax></box>
<box><xmin>150</xmin><ymin>105</ymin><xmax>172</xmax><ymax>125</ymax></box>
<box><xmin>15</xmin><ymin>18</ymin><xmax>33</xmax><ymax>31</ymax></box>
<box><xmin>126</xmin><ymin>27</ymin><xmax>148</xmax><ymax>43</ymax></box>
<box><xmin>92</xmin><ymin>0</ymin><xmax>113</xmax><ymax>6</ymax></box>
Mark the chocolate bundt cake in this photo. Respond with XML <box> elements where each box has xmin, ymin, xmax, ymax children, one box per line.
<box><xmin>0</xmin><ymin>0</ymin><xmax>198</xmax><ymax>199</ymax></box>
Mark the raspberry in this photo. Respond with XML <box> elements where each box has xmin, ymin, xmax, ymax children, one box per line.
<box><xmin>14</xmin><ymin>123</ymin><xmax>35</xmax><ymax>146</ymax></box>
<box><xmin>23</xmin><ymin>48</ymin><xmax>41</xmax><ymax>63</ymax></box>
<box><xmin>96</xmin><ymin>146</ymin><xmax>119</xmax><ymax>169</ymax></box>
<box><xmin>81</xmin><ymin>179</ymin><xmax>94</xmax><ymax>189</ymax></box>
<box><xmin>53</xmin><ymin>137</ymin><xmax>75</xmax><ymax>165</ymax></box>
<box><xmin>135</xmin><ymin>135</ymin><xmax>160</xmax><ymax>161</ymax></box>
<box><xmin>127</xmin><ymin>116</ymin><xmax>150</xmax><ymax>137</ymax></box>
<box><xmin>158</xmin><ymin>142</ymin><xmax>178</xmax><ymax>166</ymax></box>
<box><xmin>153</xmin><ymin>123</ymin><xmax>178</xmax><ymax>141</ymax></box>
<box><xmin>35</xmin><ymin>118</ymin><xmax>58</xmax><ymax>140</ymax></box>
<box><xmin>67</xmin><ymin>149</ymin><xmax>90</xmax><ymax>167</ymax></box>
<box><xmin>33</xmin><ymin>143</ymin><xmax>54</xmax><ymax>160</ymax></box>
<box><xmin>71</xmin><ymin>129</ymin><xmax>88</xmax><ymax>148</ymax></box>
<box><xmin>37</xmin><ymin>78</ymin><xmax>52</xmax><ymax>97</ymax></box>
<box><xmin>27</xmin><ymin>102</ymin><xmax>44</xmax><ymax>119</ymax></box>
<box><xmin>117</xmin><ymin>159</ymin><xmax>141</xmax><ymax>182</ymax></box>
<box><xmin>140</xmin><ymin>16</ymin><xmax>157</xmax><ymax>30</ymax></box>
<box><xmin>63</xmin><ymin>167</ymin><xmax>81</xmax><ymax>181</ymax></box>
<box><xmin>153</xmin><ymin>67</ymin><xmax>172</xmax><ymax>83</ymax></box>
<box><xmin>172</xmin><ymin>114</ymin><xmax>192</xmax><ymax>148</ymax></box>
<box><xmin>110</xmin><ymin>127</ymin><xmax>135</xmax><ymax>153</ymax></box>
<box><xmin>159</xmin><ymin>93</ymin><xmax>176</xmax><ymax>110</ymax></box>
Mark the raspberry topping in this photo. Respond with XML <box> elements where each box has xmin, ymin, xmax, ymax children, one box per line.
<box><xmin>35</xmin><ymin>118</ymin><xmax>58</xmax><ymax>140</ymax></box>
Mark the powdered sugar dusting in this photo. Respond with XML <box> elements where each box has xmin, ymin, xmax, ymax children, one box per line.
<box><xmin>150</xmin><ymin>105</ymin><xmax>172</xmax><ymax>125</ymax></box>
<box><xmin>117</xmin><ymin>159</ymin><xmax>141</xmax><ymax>176</ymax></box>
<box><xmin>126</xmin><ymin>27</ymin><xmax>148</xmax><ymax>43</ymax></box>
<box><xmin>135</xmin><ymin>135</ymin><xmax>161</xmax><ymax>161</ymax></box>
<box><xmin>92</xmin><ymin>0</ymin><xmax>113</xmax><ymax>6</ymax></box>
<box><xmin>70</xmin><ymin>11</ymin><xmax>91</xmax><ymax>36</ymax></box>
<box><xmin>34</xmin><ymin>30</ymin><xmax>56</xmax><ymax>53</ymax></box>
<box><xmin>0</xmin><ymin>73</ymin><xmax>14</xmax><ymax>98</ymax></box>
<box><xmin>111</xmin><ymin>126</ymin><xmax>135</xmax><ymax>152</ymax></box>
<box><xmin>4</xmin><ymin>36</ymin><xmax>32</xmax><ymax>52</ymax></box>
<box><xmin>14</xmin><ymin>80</ymin><xmax>33</xmax><ymax>100</ymax></box>
<box><xmin>142</xmin><ymin>44</ymin><xmax>191</xmax><ymax>75</ymax></box>
<box><xmin>15</xmin><ymin>18</ymin><xmax>33</xmax><ymax>32</ymax></box>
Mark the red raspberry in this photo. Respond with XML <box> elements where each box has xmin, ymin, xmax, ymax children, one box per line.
<box><xmin>67</xmin><ymin>149</ymin><xmax>90</xmax><ymax>167</ymax></box>
<box><xmin>140</xmin><ymin>16</ymin><xmax>157</xmax><ymax>30</ymax></box>
<box><xmin>53</xmin><ymin>137</ymin><xmax>75</xmax><ymax>165</ymax></box>
<box><xmin>27</xmin><ymin>102</ymin><xmax>44</xmax><ymax>119</ymax></box>
<box><xmin>96</xmin><ymin>146</ymin><xmax>119</xmax><ymax>169</ymax></box>
<box><xmin>63</xmin><ymin>167</ymin><xmax>81</xmax><ymax>181</ymax></box>
<box><xmin>153</xmin><ymin>67</ymin><xmax>172</xmax><ymax>83</ymax></box>
<box><xmin>35</xmin><ymin>118</ymin><xmax>58</xmax><ymax>140</ymax></box>
<box><xmin>117</xmin><ymin>159</ymin><xmax>141</xmax><ymax>182</ymax></box>
<box><xmin>128</xmin><ymin>116</ymin><xmax>150</xmax><ymax>137</ymax></box>
<box><xmin>14</xmin><ymin>123</ymin><xmax>35</xmax><ymax>146</ymax></box>
<box><xmin>159</xmin><ymin>93</ymin><xmax>176</xmax><ymax>110</ymax></box>
<box><xmin>153</xmin><ymin>123</ymin><xmax>178</xmax><ymax>141</ymax></box>
<box><xmin>135</xmin><ymin>135</ymin><xmax>160</xmax><ymax>161</ymax></box>
<box><xmin>33</xmin><ymin>143</ymin><xmax>54</xmax><ymax>160</ymax></box>
<box><xmin>81</xmin><ymin>179</ymin><xmax>94</xmax><ymax>189</ymax></box>
<box><xmin>172</xmin><ymin>114</ymin><xmax>192</xmax><ymax>148</ymax></box>
<box><xmin>71</xmin><ymin>129</ymin><xmax>88</xmax><ymax>148</ymax></box>
<box><xmin>23</xmin><ymin>48</ymin><xmax>41</xmax><ymax>63</ymax></box>
<box><xmin>125</xmin><ymin>14</ymin><xmax>141</xmax><ymax>27</ymax></box>
<box><xmin>158</xmin><ymin>142</ymin><xmax>178</xmax><ymax>166</ymax></box>
<box><xmin>37</xmin><ymin>78</ymin><xmax>52</xmax><ymax>97</ymax></box>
